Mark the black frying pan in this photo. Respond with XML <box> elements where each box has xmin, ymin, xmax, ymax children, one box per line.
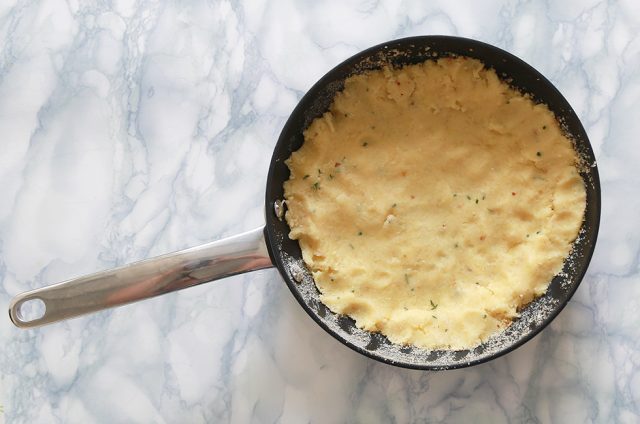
<box><xmin>9</xmin><ymin>36</ymin><xmax>600</xmax><ymax>370</ymax></box>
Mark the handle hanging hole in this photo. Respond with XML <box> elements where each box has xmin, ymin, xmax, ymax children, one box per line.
<box><xmin>17</xmin><ymin>298</ymin><xmax>46</xmax><ymax>322</ymax></box>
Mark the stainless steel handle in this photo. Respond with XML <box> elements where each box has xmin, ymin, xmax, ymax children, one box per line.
<box><xmin>9</xmin><ymin>227</ymin><xmax>273</xmax><ymax>328</ymax></box>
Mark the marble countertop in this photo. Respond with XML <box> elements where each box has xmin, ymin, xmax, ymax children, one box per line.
<box><xmin>0</xmin><ymin>0</ymin><xmax>635</xmax><ymax>422</ymax></box>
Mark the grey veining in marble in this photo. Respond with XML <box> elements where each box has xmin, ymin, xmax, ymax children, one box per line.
<box><xmin>0</xmin><ymin>0</ymin><xmax>637</xmax><ymax>422</ymax></box>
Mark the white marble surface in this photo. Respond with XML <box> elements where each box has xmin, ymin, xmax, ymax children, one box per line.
<box><xmin>0</xmin><ymin>0</ymin><xmax>635</xmax><ymax>422</ymax></box>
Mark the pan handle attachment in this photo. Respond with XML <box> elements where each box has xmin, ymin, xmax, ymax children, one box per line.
<box><xmin>9</xmin><ymin>227</ymin><xmax>274</xmax><ymax>329</ymax></box>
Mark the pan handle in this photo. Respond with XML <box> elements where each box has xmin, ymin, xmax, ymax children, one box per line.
<box><xmin>8</xmin><ymin>227</ymin><xmax>274</xmax><ymax>328</ymax></box>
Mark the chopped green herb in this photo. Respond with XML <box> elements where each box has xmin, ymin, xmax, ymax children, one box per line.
<box><xmin>445</xmin><ymin>328</ymin><xmax>448</xmax><ymax>332</ymax></box>
<box><xmin>475</xmin><ymin>199</ymin><xmax>479</xmax><ymax>204</ymax></box>
<box><xmin>542</xmin><ymin>125</ymin><xmax>547</xmax><ymax>130</ymax></box>
<box><xmin>475</xmin><ymin>282</ymin><xmax>480</xmax><ymax>285</ymax></box>
<box><xmin>351</xmin><ymin>289</ymin><xmax>355</xmax><ymax>293</ymax></box>
<box><xmin>432</xmin><ymin>315</ymin><xmax>438</xmax><ymax>319</ymax></box>
<box><xmin>317</xmin><ymin>169</ymin><xmax>322</xmax><ymax>174</ymax></box>
<box><xmin>349</xmin><ymin>243</ymin><xmax>354</xmax><ymax>250</ymax></box>
<box><xmin>303</xmin><ymin>174</ymin><xmax>310</xmax><ymax>180</ymax></box>
<box><xmin>454</xmin><ymin>243</ymin><xmax>459</xmax><ymax>248</ymax></box>
<box><xmin>403</xmin><ymin>306</ymin><xmax>408</xmax><ymax>311</ymax></box>
<box><xmin>482</xmin><ymin>194</ymin><xmax>486</xmax><ymax>200</ymax></box>
<box><xmin>536</xmin><ymin>151</ymin><xmax>542</xmax><ymax>157</ymax></box>
<box><xmin>483</xmin><ymin>314</ymin><xmax>487</xmax><ymax>319</ymax></box>
<box><xmin>536</xmin><ymin>231</ymin><xmax>541</xmax><ymax>234</ymax></box>
<box><xmin>329</xmin><ymin>174</ymin><xmax>334</xmax><ymax>179</ymax></box>
<box><xmin>430</xmin><ymin>300</ymin><xmax>438</xmax><ymax>310</ymax></box>
<box><xmin>311</xmin><ymin>182</ymin><xmax>320</xmax><ymax>190</ymax></box>
<box><xmin>453</xmin><ymin>193</ymin><xmax>457</xmax><ymax>197</ymax></box>
<box><xmin>411</xmin><ymin>287</ymin><xmax>415</xmax><ymax>292</ymax></box>
<box><xmin>392</xmin><ymin>203</ymin><xmax>397</xmax><ymax>208</ymax></box>
<box><xmin>404</xmin><ymin>274</ymin><xmax>410</xmax><ymax>284</ymax></box>
<box><xmin>357</xmin><ymin>231</ymin><xmax>363</xmax><ymax>236</ymax></box>
<box><xmin>362</xmin><ymin>142</ymin><xmax>369</xmax><ymax>147</ymax></box>
<box><xmin>466</xmin><ymin>195</ymin><xmax>471</xmax><ymax>200</ymax></box>
<box><xmin>526</xmin><ymin>234</ymin><xmax>530</xmax><ymax>238</ymax></box>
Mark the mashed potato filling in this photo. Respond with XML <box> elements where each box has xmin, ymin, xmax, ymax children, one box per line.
<box><xmin>283</xmin><ymin>57</ymin><xmax>586</xmax><ymax>350</ymax></box>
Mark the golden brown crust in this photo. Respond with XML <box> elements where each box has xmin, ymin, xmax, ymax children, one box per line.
<box><xmin>284</xmin><ymin>57</ymin><xmax>586</xmax><ymax>350</ymax></box>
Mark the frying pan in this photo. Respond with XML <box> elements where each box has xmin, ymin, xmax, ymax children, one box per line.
<box><xmin>8</xmin><ymin>36</ymin><xmax>600</xmax><ymax>370</ymax></box>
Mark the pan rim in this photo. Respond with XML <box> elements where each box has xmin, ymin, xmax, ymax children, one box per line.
<box><xmin>264</xmin><ymin>35</ymin><xmax>601</xmax><ymax>370</ymax></box>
